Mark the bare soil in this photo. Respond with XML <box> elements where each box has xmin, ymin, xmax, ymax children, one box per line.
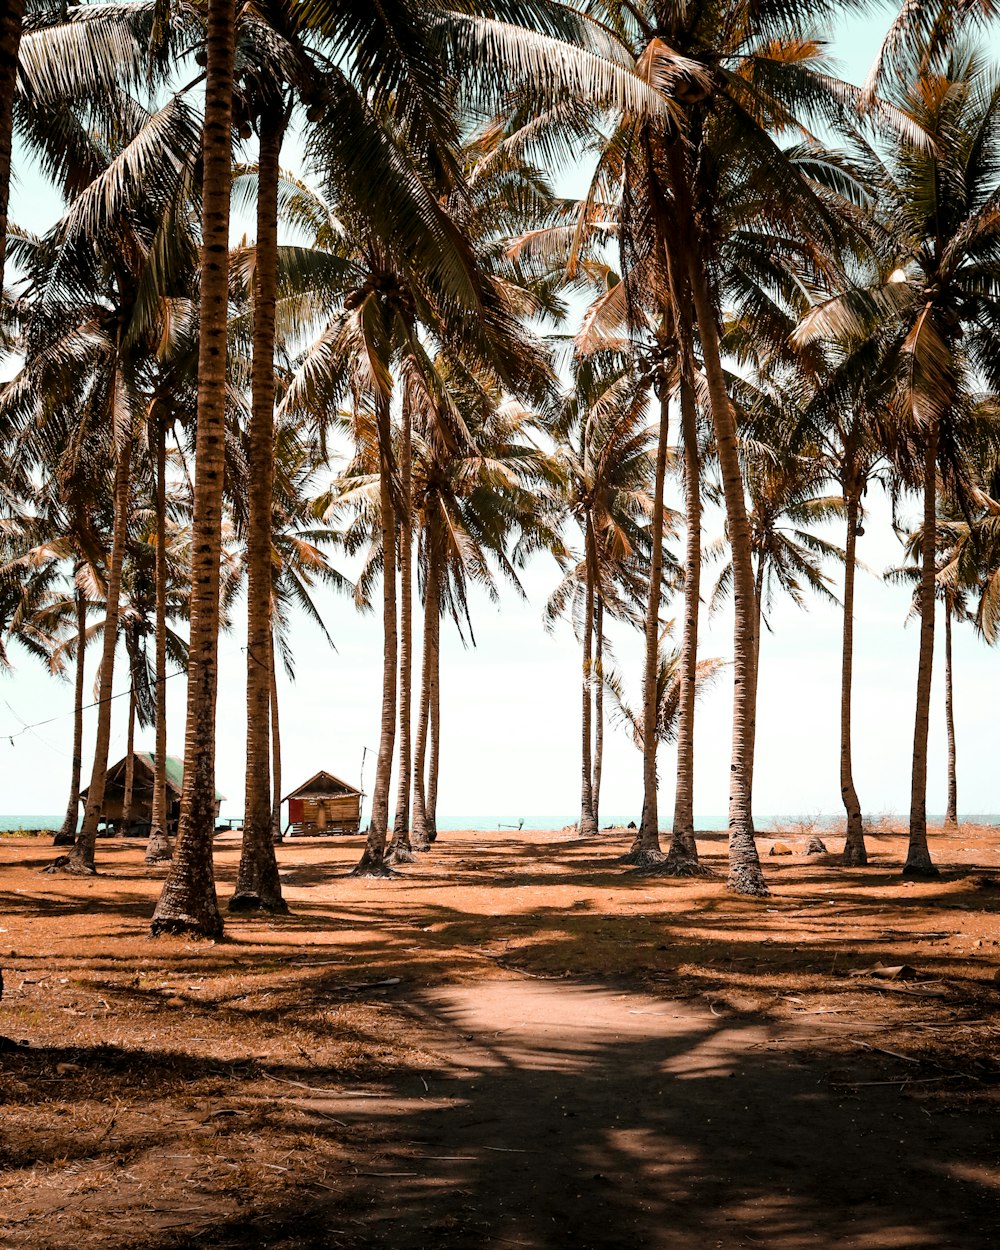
<box><xmin>1</xmin><ymin>824</ymin><xmax>999</xmax><ymax>1249</ymax></box>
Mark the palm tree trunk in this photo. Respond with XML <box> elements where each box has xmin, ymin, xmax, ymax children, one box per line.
<box><xmin>411</xmin><ymin>549</ymin><xmax>437</xmax><ymax>852</ymax></box>
<box><xmin>944</xmin><ymin>600</ymin><xmax>958</xmax><ymax>829</ymax></box>
<box><xmin>151</xmin><ymin>0</ymin><xmax>235</xmax><ymax>936</ymax></box>
<box><xmin>682</xmin><ymin>229</ymin><xmax>767</xmax><ymax>897</ymax></box>
<box><xmin>58</xmin><ymin>414</ymin><xmax>133</xmax><ymax>874</ymax></box>
<box><xmin>579</xmin><ymin>519</ymin><xmax>598</xmax><ymax>837</ymax></box>
<box><xmin>667</xmin><ymin>366</ymin><xmax>711</xmax><ymax>875</ymax></box>
<box><xmin>625</xmin><ymin>386</ymin><xmax>669</xmax><ymax>865</ymax></box>
<box><xmin>353</xmin><ymin>388</ymin><xmax>397</xmax><ymax>877</ymax></box>
<box><xmin>592</xmin><ymin>596</ymin><xmax>604</xmax><ymax>827</ymax></box>
<box><xmin>904</xmin><ymin>418</ymin><xmax>939</xmax><ymax>877</ymax></box>
<box><xmin>145</xmin><ymin>414</ymin><xmax>172</xmax><ymax>863</ymax></box>
<box><xmin>54</xmin><ymin>583</ymin><xmax>87</xmax><ymax>846</ymax></box>
<box><xmin>390</xmin><ymin>383</ymin><xmax>415</xmax><ymax>863</ymax></box>
<box><xmin>426</xmin><ymin>601</ymin><xmax>440</xmax><ymax>842</ymax></box>
<box><xmin>232</xmin><ymin>106</ymin><xmax>285</xmax><ymax>914</ymax></box>
<box><xmin>270</xmin><ymin>636</ymin><xmax>283</xmax><ymax>842</ymax></box>
<box><xmin>0</xmin><ymin>0</ymin><xmax>24</xmax><ymax>292</ymax></box>
<box><xmin>840</xmin><ymin>480</ymin><xmax>867</xmax><ymax>865</ymax></box>
<box><xmin>122</xmin><ymin>684</ymin><xmax>136</xmax><ymax>833</ymax></box>
<box><xmin>748</xmin><ymin>552</ymin><xmax>765</xmax><ymax>776</ymax></box>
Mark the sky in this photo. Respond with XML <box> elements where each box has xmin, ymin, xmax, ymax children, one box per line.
<box><xmin>3</xmin><ymin>2</ymin><xmax>999</xmax><ymax>829</ymax></box>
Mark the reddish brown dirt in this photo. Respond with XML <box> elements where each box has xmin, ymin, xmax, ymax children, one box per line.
<box><xmin>1</xmin><ymin>824</ymin><xmax>999</xmax><ymax>1248</ymax></box>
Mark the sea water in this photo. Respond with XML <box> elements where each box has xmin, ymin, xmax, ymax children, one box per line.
<box><xmin>1</xmin><ymin>813</ymin><xmax>994</xmax><ymax>834</ymax></box>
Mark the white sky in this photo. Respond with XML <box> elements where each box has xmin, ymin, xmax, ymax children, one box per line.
<box><xmin>3</xmin><ymin>4</ymin><xmax>998</xmax><ymax>828</ymax></box>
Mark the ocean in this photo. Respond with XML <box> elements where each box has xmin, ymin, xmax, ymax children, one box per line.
<box><xmin>1</xmin><ymin>813</ymin><xmax>995</xmax><ymax>834</ymax></box>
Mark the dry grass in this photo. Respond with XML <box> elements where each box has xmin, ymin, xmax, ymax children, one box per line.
<box><xmin>1</xmin><ymin>823</ymin><xmax>999</xmax><ymax>1248</ymax></box>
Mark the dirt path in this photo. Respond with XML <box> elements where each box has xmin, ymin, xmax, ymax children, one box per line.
<box><xmin>1</xmin><ymin>827</ymin><xmax>999</xmax><ymax>1248</ymax></box>
<box><xmin>269</xmin><ymin>977</ymin><xmax>999</xmax><ymax>1249</ymax></box>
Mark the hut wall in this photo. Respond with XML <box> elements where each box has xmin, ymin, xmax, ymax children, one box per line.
<box><xmin>288</xmin><ymin>793</ymin><xmax>361</xmax><ymax>835</ymax></box>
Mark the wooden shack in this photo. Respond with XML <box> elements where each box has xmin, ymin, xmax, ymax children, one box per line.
<box><xmin>284</xmin><ymin>771</ymin><xmax>363</xmax><ymax>836</ymax></box>
<box><xmin>79</xmin><ymin>753</ymin><xmax>224</xmax><ymax>835</ymax></box>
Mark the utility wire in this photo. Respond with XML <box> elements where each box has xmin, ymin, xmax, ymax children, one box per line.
<box><xmin>0</xmin><ymin>640</ymin><xmax>247</xmax><ymax>745</ymax></box>
<box><xmin>1</xmin><ymin>670</ymin><xmax>185</xmax><ymax>745</ymax></box>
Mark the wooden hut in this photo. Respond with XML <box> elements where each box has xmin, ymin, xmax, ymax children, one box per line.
<box><xmin>79</xmin><ymin>753</ymin><xmax>224</xmax><ymax>836</ymax></box>
<box><xmin>283</xmin><ymin>771</ymin><xmax>363</xmax><ymax>836</ymax></box>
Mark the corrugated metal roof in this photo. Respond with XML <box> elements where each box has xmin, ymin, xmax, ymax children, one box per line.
<box><xmin>140</xmin><ymin>753</ymin><xmax>226</xmax><ymax>802</ymax></box>
<box><xmin>83</xmin><ymin>753</ymin><xmax>226</xmax><ymax>802</ymax></box>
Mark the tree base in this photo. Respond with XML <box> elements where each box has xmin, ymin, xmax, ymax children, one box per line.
<box><xmin>43</xmin><ymin>855</ymin><xmax>95</xmax><ymax>876</ymax></box>
<box><xmin>726</xmin><ymin>864</ymin><xmax>770</xmax><ymax>897</ymax></box>
<box><xmin>619</xmin><ymin>846</ymin><xmax>666</xmax><ymax>867</ymax></box>
<box><xmin>387</xmin><ymin>845</ymin><xmax>417</xmax><ymax>865</ymax></box>
<box><xmin>642</xmin><ymin>854</ymin><xmax>719</xmax><ymax>879</ymax></box>
<box><xmin>144</xmin><ymin>834</ymin><xmax>173</xmax><ymax>865</ymax></box>
<box><xmin>349</xmin><ymin>851</ymin><xmax>397</xmax><ymax>878</ymax></box>
<box><xmin>149</xmin><ymin>913</ymin><xmax>224</xmax><ymax>940</ymax></box>
<box><xmin>228</xmin><ymin>892</ymin><xmax>290</xmax><ymax>914</ymax></box>
<box><xmin>842</xmin><ymin>840</ymin><xmax>868</xmax><ymax>867</ymax></box>
<box><xmin>52</xmin><ymin>831</ymin><xmax>76</xmax><ymax>847</ymax></box>
<box><xmin>901</xmin><ymin>860</ymin><xmax>939</xmax><ymax>879</ymax></box>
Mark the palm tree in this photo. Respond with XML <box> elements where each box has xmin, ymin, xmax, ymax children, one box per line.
<box><xmin>231</xmin><ymin>96</ymin><xmax>289</xmax><ymax>914</ymax></box>
<box><xmin>278</xmin><ymin>113</ymin><xmax>553</xmax><ymax>873</ymax></box>
<box><xmin>0</xmin><ymin>0</ymin><xmax>23</xmax><ymax>292</ymax></box>
<box><xmin>709</xmin><ymin>423</ymin><xmax>845</xmax><ymax>649</ymax></box>
<box><xmin>0</xmin><ymin>518</ymin><xmax>64</xmax><ymax>680</ymax></box>
<box><xmin>3</xmin><ymin>83</ymin><xmax>200</xmax><ymax>874</ymax></box>
<box><xmin>570</xmin><ymin>248</ymin><xmax>709</xmax><ymax>873</ymax></box>
<box><xmin>797</xmin><ymin>48</ymin><xmax>1000</xmax><ymax>877</ymax></box>
<box><xmin>546</xmin><ymin>358</ymin><xmax>660</xmax><ymax>845</ymax></box>
<box><xmin>668</xmin><ymin>361</ymin><xmax>708</xmax><ymax>871</ymax></box>
<box><xmin>797</xmin><ymin>333</ymin><xmax>898</xmax><ymax>866</ymax></box>
<box><xmin>152</xmin><ymin>0</ymin><xmax>236</xmax><ymax>935</ymax></box>
<box><xmin>266</xmin><ymin>414</ymin><xmax>351</xmax><ymax>844</ymax></box>
<box><xmin>889</xmin><ymin>514</ymin><xmax>980</xmax><ymax>831</ymax></box>
<box><xmin>507</xmin><ymin>0</ymin><xmax>870</xmax><ymax>893</ymax></box>
<box><xmin>146</xmin><ymin>406</ymin><xmax>171</xmax><ymax>864</ymax></box>
<box><xmin>604</xmin><ymin>635</ymin><xmax>725</xmax><ymax>861</ymax></box>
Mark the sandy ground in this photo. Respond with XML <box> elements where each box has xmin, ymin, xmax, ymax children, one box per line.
<box><xmin>0</xmin><ymin>824</ymin><xmax>998</xmax><ymax>1249</ymax></box>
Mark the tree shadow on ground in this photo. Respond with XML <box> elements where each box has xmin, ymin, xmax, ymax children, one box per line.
<box><xmin>65</xmin><ymin>981</ymin><xmax>1000</xmax><ymax>1250</ymax></box>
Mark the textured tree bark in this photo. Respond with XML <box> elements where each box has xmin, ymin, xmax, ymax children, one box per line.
<box><xmin>665</xmin><ymin>365</ymin><xmax>713</xmax><ymax>876</ymax></box>
<box><xmin>0</xmin><ymin>0</ymin><xmax>24</xmax><ymax>293</ymax></box>
<box><xmin>624</xmin><ymin>386</ymin><xmax>669</xmax><ymax>866</ymax></box>
<box><xmin>353</xmin><ymin>388</ymin><xmax>397</xmax><ymax>877</ymax></box>
<box><xmin>426</xmin><ymin>602</ymin><xmax>440</xmax><ymax>842</ymax></box>
<box><xmin>122</xmin><ymin>684</ymin><xmax>136</xmax><ymax>832</ymax></box>
<box><xmin>145</xmin><ymin>416</ymin><xmax>172</xmax><ymax>863</ymax></box>
<box><xmin>904</xmin><ymin>418</ymin><xmax>939</xmax><ymax>877</ymax></box>
<box><xmin>54</xmin><ymin>583</ymin><xmax>87</xmax><ymax>846</ymax></box>
<box><xmin>389</xmin><ymin>383</ymin><xmax>415</xmax><ymax>863</ymax></box>
<box><xmin>231</xmin><ymin>107</ymin><xmax>286</xmax><ymax>914</ymax></box>
<box><xmin>151</xmin><ymin>0</ymin><xmax>236</xmax><ymax>937</ymax></box>
<box><xmin>592</xmin><ymin>596</ymin><xmax>604</xmax><ymax>828</ymax></box>
<box><xmin>410</xmin><ymin>551</ymin><xmax>437</xmax><ymax>852</ymax></box>
<box><xmin>578</xmin><ymin>517</ymin><xmax>598</xmax><ymax>838</ymax></box>
<box><xmin>680</xmin><ymin>211</ymin><xmax>767</xmax><ymax>896</ymax></box>
<box><xmin>840</xmin><ymin>480</ymin><xmax>867</xmax><ymax>865</ymax></box>
<box><xmin>57</xmin><ymin>416</ymin><xmax>133</xmax><ymax>874</ymax></box>
<box><xmin>944</xmin><ymin>601</ymin><xmax>958</xmax><ymax>829</ymax></box>
<box><xmin>270</xmin><ymin>640</ymin><xmax>283</xmax><ymax>843</ymax></box>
